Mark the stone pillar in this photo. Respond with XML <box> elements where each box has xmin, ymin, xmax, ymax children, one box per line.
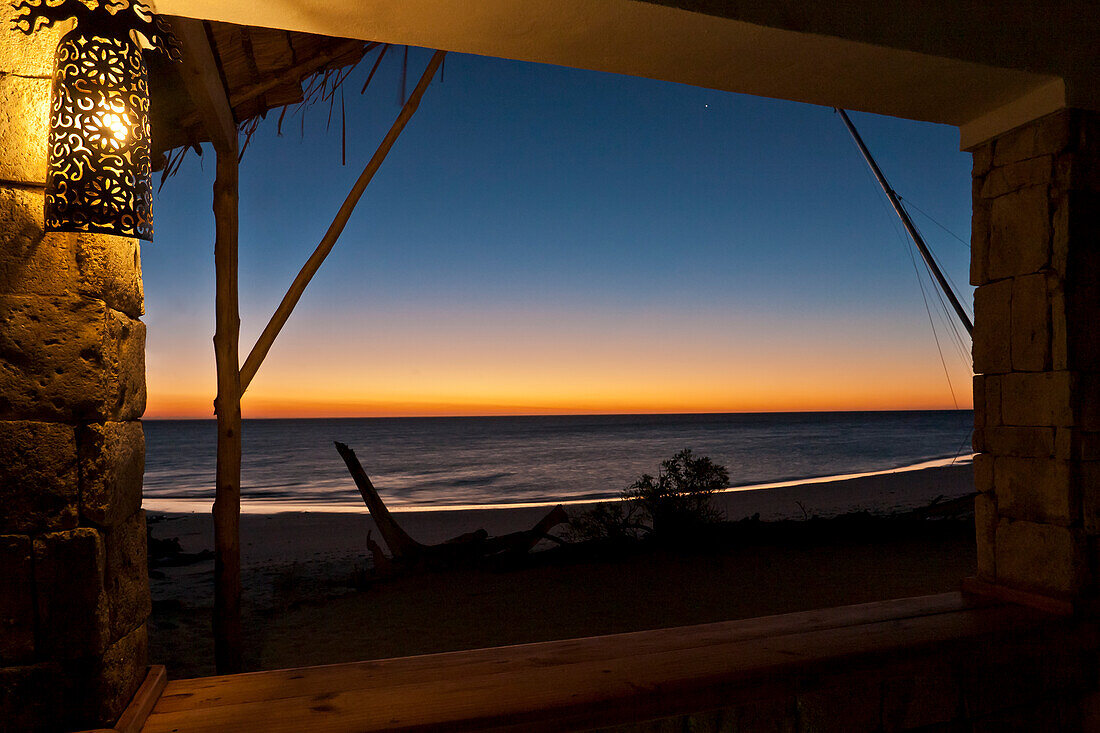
<box><xmin>1</xmin><ymin>15</ymin><xmax>150</xmax><ymax>732</ymax></box>
<box><xmin>971</xmin><ymin>109</ymin><xmax>1100</xmax><ymax>605</ymax></box>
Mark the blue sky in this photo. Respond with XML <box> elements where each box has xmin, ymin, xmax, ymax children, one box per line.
<box><xmin>145</xmin><ymin>47</ymin><xmax>974</xmax><ymax>417</ymax></box>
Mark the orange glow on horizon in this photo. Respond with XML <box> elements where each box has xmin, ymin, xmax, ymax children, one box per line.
<box><xmin>145</xmin><ymin>379</ymin><xmax>972</xmax><ymax>419</ymax></box>
<box><xmin>144</xmin><ymin>306</ymin><xmax>974</xmax><ymax>419</ymax></box>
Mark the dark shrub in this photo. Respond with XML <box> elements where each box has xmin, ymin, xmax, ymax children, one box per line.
<box><xmin>568</xmin><ymin>449</ymin><xmax>728</xmax><ymax>541</ymax></box>
<box><xmin>566</xmin><ymin>501</ymin><xmax>643</xmax><ymax>542</ymax></box>
<box><xmin>625</xmin><ymin>449</ymin><xmax>728</xmax><ymax>536</ymax></box>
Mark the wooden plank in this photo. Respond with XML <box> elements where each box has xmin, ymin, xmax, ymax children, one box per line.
<box><xmin>171</xmin><ymin>17</ymin><xmax>237</xmax><ymax>154</ymax></box>
<box><xmin>153</xmin><ymin>592</ymin><xmax>984</xmax><ymax>712</ymax></box>
<box><xmin>142</xmin><ymin>603</ymin><xmax>1047</xmax><ymax>733</ymax></box>
<box><xmin>961</xmin><ymin>575</ymin><xmax>1081</xmax><ymax>615</ymax></box>
<box><xmin>175</xmin><ymin>40</ymin><xmax>365</xmax><ymax>132</ymax></box>
<box><xmin>114</xmin><ymin>666</ymin><xmax>168</xmax><ymax>733</ymax></box>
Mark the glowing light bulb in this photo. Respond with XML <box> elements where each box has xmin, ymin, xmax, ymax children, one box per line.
<box><xmin>104</xmin><ymin>113</ymin><xmax>129</xmax><ymax>142</ymax></box>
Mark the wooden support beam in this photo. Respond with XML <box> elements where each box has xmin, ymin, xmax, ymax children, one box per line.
<box><xmin>175</xmin><ymin>17</ymin><xmax>244</xmax><ymax>674</ymax></box>
<box><xmin>238</xmin><ymin>50</ymin><xmax>446</xmax><ymax>392</ymax></box>
<box><xmin>211</xmin><ymin>143</ymin><xmax>242</xmax><ymax>674</ymax></box>
<box><xmin>171</xmin><ymin>17</ymin><xmax>237</xmax><ymax>154</ymax></box>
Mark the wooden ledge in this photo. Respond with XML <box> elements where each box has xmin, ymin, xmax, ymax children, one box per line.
<box><xmin>960</xmin><ymin>576</ymin><xmax>1098</xmax><ymax>616</ymax></box>
<box><xmin>140</xmin><ymin>593</ymin><xmax>1057</xmax><ymax>733</ymax></box>
<box><xmin>79</xmin><ymin>665</ymin><xmax>167</xmax><ymax>733</ymax></box>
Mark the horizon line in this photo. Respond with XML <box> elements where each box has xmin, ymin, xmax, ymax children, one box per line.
<box><xmin>142</xmin><ymin>406</ymin><xmax>975</xmax><ymax>421</ymax></box>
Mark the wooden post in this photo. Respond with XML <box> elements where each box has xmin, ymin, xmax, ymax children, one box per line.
<box><xmin>173</xmin><ymin>17</ymin><xmax>244</xmax><ymax>673</ymax></box>
<box><xmin>212</xmin><ymin>143</ymin><xmax>242</xmax><ymax>673</ymax></box>
<box><xmin>239</xmin><ymin>50</ymin><xmax>446</xmax><ymax>392</ymax></box>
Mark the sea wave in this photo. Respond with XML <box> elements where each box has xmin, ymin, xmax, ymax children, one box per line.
<box><xmin>143</xmin><ymin>452</ymin><xmax>973</xmax><ymax>515</ymax></box>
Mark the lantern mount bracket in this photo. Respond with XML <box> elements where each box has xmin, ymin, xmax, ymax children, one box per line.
<box><xmin>11</xmin><ymin>0</ymin><xmax>180</xmax><ymax>60</ymax></box>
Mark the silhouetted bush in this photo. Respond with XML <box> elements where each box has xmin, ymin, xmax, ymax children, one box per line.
<box><xmin>565</xmin><ymin>501</ymin><xmax>644</xmax><ymax>542</ymax></box>
<box><xmin>569</xmin><ymin>449</ymin><xmax>728</xmax><ymax>541</ymax></box>
<box><xmin>625</xmin><ymin>449</ymin><xmax>728</xmax><ymax>536</ymax></box>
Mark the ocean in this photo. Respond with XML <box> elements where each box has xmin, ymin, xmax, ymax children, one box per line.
<box><xmin>143</xmin><ymin>411</ymin><xmax>974</xmax><ymax>514</ymax></box>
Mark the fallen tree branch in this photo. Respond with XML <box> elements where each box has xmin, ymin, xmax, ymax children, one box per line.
<box><xmin>335</xmin><ymin>441</ymin><xmax>569</xmax><ymax>569</ymax></box>
<box><xmin>335</xmin><ymin>441</ymin><xmax>424</xmax><ymax>561</ymax></box>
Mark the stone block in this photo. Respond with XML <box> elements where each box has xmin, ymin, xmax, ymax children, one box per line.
<box><xmin>999</xmin><ymin>371</ymin><xmax>1074</xmax><ymax>427</ymax></box>
<box><xmin>1054</xmin><ymin>146</ymin><xmax>1100</xmax><ymax>194</ymax></box>
<box><xmin>1051</xmin><ymin>191</ymin><xmax>1100</xmax><ymax>285</ymax></box>
<box><xmin>973</xmin><ymin>375</ymin><xmax>987</xmax><ymax>428</ymax></box>
<box><xmin>0</xmin><ymin>420</ymin><xmax>78</xmax><ymax>533</ymax></box>
<box><xmin>971</xmin><ymin>694</ymin><xmax>1088</xmax><ymax>733</ymax></box>
<box><xmin>1081</xmin><ymin>462</ymin><xmax>1100</xmax><ymax>534</ymax></box>
<box><xmin>974</xmin><ymin>453</ymin><xmax>994</xmax><ymax>493</ymax></box>
<box><xmin>975</xmin><ymin>493</ymin><xmax>996</xmax><ymax>581</ymax></box>
<box><xmin>0</xmin><ymin>73</ymin><xmax>48</xmax><ymax>185</ymax></box>
<box><xmin>80</xmin><ymin>421</ymin><xmax>144</xmax><ymax>528</ymax></box>
<box><xmin>88</xmin><ymin>622</ymin><xmax>148</xmax><ymax>726</ymax></box>
<box><xmin>985</xmin><ymin>426</ymin><xmax>1056</xmax><ymax>458</ymax></box>
<box><xmin>994</xmin><ymin>456</ymin><xmax>1074</xmax><ymax>525</ymax></box>
<box><xmin>960</xmin><ymin>626</ymin><xmax>1088</xmax><ymax>720</ymax></box>
<box><xmin>1081</xmin><ymin>374</ymin><xmax>1100</xmax><ymax>430</ymax></box>
<box><xmin>105</xmin><ymin>510</ymin><xmax>150</xmax><ymax>643</ymax></box>
<box><xmin>881</xmin><ymin>662</ymin><xmax>962</xmax><ymax>731</ymax></box>
<box><xmin>1051</xmin><ymin>282</ymin><xmax>1069</xmax><ymax>371</ymax></box>
<box><xmin>0</xmin><ymin>295</ymin><xmax>146</xmax><ymax>422</ymax></box>
<box><xmin>1063</xmin><ymin>283</ymin><xmax>1100</xmax><ymax>371</ymax></box>
<box><xmin>0</xmin><ymin>535</ymin><xmax>34</xmax><ymax>663</ymax></box>
<box><xmin>1080</xmin><ymin>432</ymin><xmax>1100</xmax><ymax>461</ymax></box>
<box><xmin>0</xmin><ymin>662</ymin><xmax>68</xmax><ymax>733</ymax></box>
<box><xmin>0</xmin><ymin>186</ymin><xmax>144</xmax><ymax>316</ymax></box>
<box><xmin>973</xmin><ymin>375</ymin><xmax>1002</xmax><ymax>427</ymax></box>
<box><xmin>1055</xmin><ymin>426</ymin><xmax>1076</xmax><ymax>459</ymax></box>
<box><xmin>973</xmin><ymin>279</ymin><xmax>1013</xmax><ymax>373</ymax></box>
<box><xmin>76</xmin><ymin>233</ymin><xmax>145</xmax><ymax>318</ymax></box>
<box><xmin>992</xmin><ymin>111</ymin><xmax>1074</xmax><ymax>167</ymax></box>
<box><xmin>970</xmin><ymin>201</ymin><xmax>991</xmax><ymax>286</ymax></box>
<box><xmin>110</xmin><ymin>306</ymin><xmax>147</xmax><ymax>420</ymax></box>
<box><xmin>1009</xmin><ymin>273</ymin><xmax>1052</xmax><ymax>372</ymax></box>
<box><xmin>980</xmin><ymin>157</ymin><xmax>1052</xmax><ymax>200</ymax></box>
<box><xmin>0</xmin><ymin>10</ymin><xmax>67</xmax><ymax>77</ymax></box>
<box><xmin>988</xmin><ymin>186</ymin><xmax>1051</xmax><ymax>280</ymax></box>
<box><xmin>0</xmin><ymin>185</ymin><xmax>78</xmax><ymax>295</ymax></box>
<box><xmin>972</xmin><ymin>142</ymin><xmax>994</xmax><ymax>179</ymax></box>
<box><xmin>994</xmin><ymin>518</ymin><xmax>1088</xmax><ymax>595</ymax></box>
<box><xmin>34</xmin><ymin>528</ymin><xmax>109</xmax><ymax>658</ymax></box>
<box><xmin>796</xmin><ymin>680</ymin><xmax>882</xmax><ymax>733</ymax></box>
<box><xmin>972</xmin><ymin>426</ymin><xmax>985</xmax><ymax>453</ymax></box>
<box><xmin>713</xmin><ymin>698</ymin><xmax>797</xmax><ymax>733</ymax></box>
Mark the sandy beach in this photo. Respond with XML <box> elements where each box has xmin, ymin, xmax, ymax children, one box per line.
<box><xmin>148</xmin><ymin>463</ymin><xmax>976</xmax><ymax>679</ymax></box>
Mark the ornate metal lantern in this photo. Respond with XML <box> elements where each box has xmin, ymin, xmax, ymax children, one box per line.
<box><xmin>12</xmin><ymin>0</ymin><xmax>179</xmax><ymax>240</ymax></box>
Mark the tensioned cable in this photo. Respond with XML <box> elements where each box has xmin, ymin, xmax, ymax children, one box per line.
<box><xmin>920</xmin><ymin>226</ymin><xmax>975</xmax><ymax>323</ymax></box>
<box><xmin>896</xmin><ymin>194</ymin><xmax>971</xmax><ymax>250</ymax></box>
<box><xmin>919</xmin><ymin>239</ymin><xmax>971</xmax><ymax>368</ymax></box>
<box><xmin>889</xmin><ymin>196</ymin><xmax>973</xmax><ymax>366</ymax></box>
<box><xmin>925</xmin><ymin>251</ymin><xmax>973</xmax><ymax>371</ymax></box>
<box><xmin>905</xmin><ymin>237</ymin><xmax>960</xmax><ymax>409</ymax></box>
<box><xmin>852</xmin><ymin>152</ymin><xmax>964</xmax><ymax>405</ymax></box>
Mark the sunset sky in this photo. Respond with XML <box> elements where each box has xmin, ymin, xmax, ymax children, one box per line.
<box><xmin>145</xmin><ymin>48</ymin><xmax>974</xmax><ymax>419</ymax></box>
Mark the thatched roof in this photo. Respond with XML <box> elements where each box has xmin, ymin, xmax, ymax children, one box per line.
<box><xmin>149</xmin><ymin>19</ymin><xmax>374</xmax><ymax>165</ymax></box>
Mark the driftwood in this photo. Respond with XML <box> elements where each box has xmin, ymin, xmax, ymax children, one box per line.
<box><xmin>334</xmin><ymin>441</ymin><xmax>568</xmax><ymax>568</ymax></box>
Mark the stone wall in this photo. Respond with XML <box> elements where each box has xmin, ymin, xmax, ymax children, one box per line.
<box><xmin>971</xmin><ymin>109</ymin><xmax>1100</xmax><ymax>603</ymax></box>
<box><xmin>0</xmin><ymin>16</ymin><xmax>150</xmax><ymax>732</ymax></box>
